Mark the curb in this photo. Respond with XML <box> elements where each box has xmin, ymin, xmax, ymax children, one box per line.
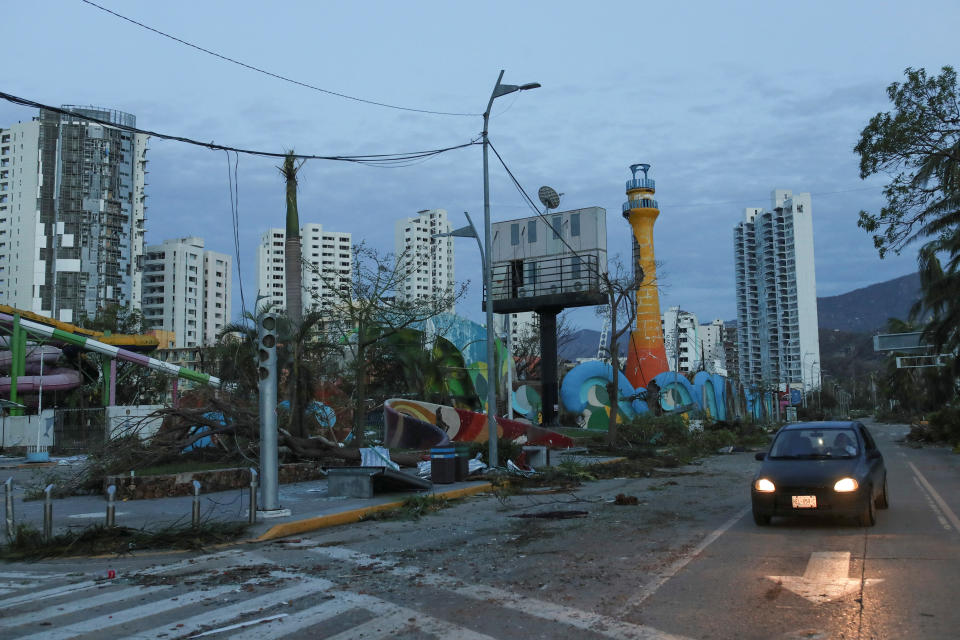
<box><xmin>256</xmin><ymin>482</ymin><xmax>494</xmax><ymax>541</ymax></box>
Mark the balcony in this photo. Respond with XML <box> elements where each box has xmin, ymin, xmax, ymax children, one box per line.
<box><xmin>621</xmin><ymin>198</ymin><xmax>659</xmax><ymax>213</ymax></box>
<box><xmin>625</xmin><ymin>177</ymin><xmax>656</xmax><ymax>191</ymax></box>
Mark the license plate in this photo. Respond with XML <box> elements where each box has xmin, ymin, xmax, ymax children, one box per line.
<box><xmin>792</xmin><ymin>495</ymin><xmax>817</xmax><ymax>509</ymax></box>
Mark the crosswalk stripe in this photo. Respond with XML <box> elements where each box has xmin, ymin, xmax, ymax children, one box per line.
<box><xmin>0</xmin><ymin>584</ymin><xmax>173</xmax><ymax>628</ymax></box>
<box><xmin>14</xmin><ymin>582</ymin><xmax>242</xmax><ymax>640</ymax></box>
<box><xmin>0</xmin><ymin>580</ymin><xmax>100</xmax><ymax>611</ymax></box>
<box><xmin>324</xmin><ymin>611</ymin><xmax>421</xmax><ymax>640</ymax></box>
<box><xmin>312</xmin><ymin>547</ymin><xmax>690</xmax><ymax>640</ymax></box>
<box><xmin>124</xmin><ymin>576</ymin><xmax>334</xmax><ymax>640</ymax></box>
<box><xmin>323</xmin><ymin>593</ymin><xmax>499</xmax><ymax>640</ymax></box>
<box><xmin>224</xmin><ymin>594</ymin><xmax>367</xmax><ymax>640</ymax></box>
<box><xmin>0</xmin><ymin>572</ymin><xmax>70</xmax><ymax>580</ymax></box>
<box><xmin>137</xmin><ymin>549</ymin><xmax>254</xmax><ymax>576</ymax></box>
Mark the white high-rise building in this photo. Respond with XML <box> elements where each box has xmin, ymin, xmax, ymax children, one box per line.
<box><xmin>141</xmin><ymin>237</ymin><xmax>231</xmax><ymax>347</ymax></box>
<box><xmin>394</xmin><ymin>209</ymin><xmax>454</xmax><ymax>311</ymax></box>
<box><xmin>495</xmin><ymin>311</ymin><xmax>539</xmax><ymax>354</ymax></box>
<box><xmin>662</xmin><ymin>307</ymin><xmax>701</xmax><ymax>372</ymax></box>
<box><xmin>256</xmin><ymin>224</ymin><xmax>352</xmax><ymax>315</ymax></box>
<box><xmin>0</xmin><ymin>107</ymin><xmax>148</xmax><ymax>322</ymax></box>
<box><xmin>734</xmin><ymin>189</ymin><xmax>821</xmax><ymax>391</ymax></box>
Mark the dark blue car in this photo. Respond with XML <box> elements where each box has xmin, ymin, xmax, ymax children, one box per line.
<box><xmin>751</xmin><ymin>421</ymin><xmax>888</xmax><ymax>526</ymax></box>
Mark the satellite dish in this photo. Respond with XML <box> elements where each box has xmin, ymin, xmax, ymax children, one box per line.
<box><xmin>538</xmin><ymin>186</ymin><xmax>561</xmax><ymax>211</ymax></box>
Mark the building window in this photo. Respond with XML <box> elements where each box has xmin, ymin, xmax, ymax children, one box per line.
<box><xmin>552</xmin><ymin>215</ymin><xmax>561</xmax><ymax>239</ymax></box>
<box><xmin>527</xmin><ymin>220</ymin><xmax>537</xmax><ymax>243</ymax></box>
<box><xmin>570</xmin><ymin>213</ymin><xmax>580</xmax><ymax>237</ymax></box>
<box><xmin>510</xmin><ymin>223</ymin><xmax>519</xmax><ymax>246</ymax></box>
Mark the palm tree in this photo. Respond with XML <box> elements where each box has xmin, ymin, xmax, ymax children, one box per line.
<box><xmin>279</xmin><ymin>151</ymin><xmax>304</xmax><ymax>323</ymax></box>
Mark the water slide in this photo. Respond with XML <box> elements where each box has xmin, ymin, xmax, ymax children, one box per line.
<box><xmin>0</xmin><ymin>337</ymin><xmax>82</xmax><ymax>394</ymax></box>
<box><xmin>0</xmin><ymin>312</ymin><xmax>221</xmax><ymax>393</ymax></box>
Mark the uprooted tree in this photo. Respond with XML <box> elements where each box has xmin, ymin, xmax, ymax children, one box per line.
<box><xmin>305</xmin><ymin>242</ymin><xmax>465</xmax><ymax>446</ymax></box>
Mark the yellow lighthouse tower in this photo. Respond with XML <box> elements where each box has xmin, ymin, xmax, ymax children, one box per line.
<box><xmin>622</xmin><ymin>163</ymin><xmax>669</xmax><ymax>387</ymax></box>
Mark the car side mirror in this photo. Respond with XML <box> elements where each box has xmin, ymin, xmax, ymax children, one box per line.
<box><xmin>755</xmin><ymin>452</ymin><xmax>766</xmax><ymax>461</ymax></box>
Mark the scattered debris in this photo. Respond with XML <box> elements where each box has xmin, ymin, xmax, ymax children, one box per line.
<box><xmin>614</xmin><ymin>494</ymin><xmax>639</xmax><ymax>505</ymax></box>
<box><xmin>510</xmin><ymin>510</ymin><xmax>588</xmax><ymax>520</ymax></box>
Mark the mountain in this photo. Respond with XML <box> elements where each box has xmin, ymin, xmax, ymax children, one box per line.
<box><xmin>556</xmin><ymin>272</ymin><xmax>922</xmax><ymax>361</ymax></box>
<box><xmin>816</xmin><ymin>272</ymin><xmax>920</xmax><ymax>333</ymax></box>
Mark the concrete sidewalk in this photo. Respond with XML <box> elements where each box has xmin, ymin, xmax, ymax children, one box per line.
<box><xmin>0</xmin><ymin>456</ymin><xmax>495</xmax><ymax>543</ymax></box>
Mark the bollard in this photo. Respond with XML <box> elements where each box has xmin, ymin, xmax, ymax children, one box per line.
<box><xmin>129</xmin><ymin>470</ymin><xmax>136</xmax><ymax>496</ymax></box>
<box><xmin>4</xmin><ymin>477</ymin><xmax>13</xmax><ymax>539</ymax></box>
<box><xmin>191</xmin><ymin>480</ymin><xmax>201</xmax><ymax>528</ymax></box>
<box><xmin>248</xmin><ymin>468</ymin><xmax>258</xmax><ymax>524</ymax></box>
<box><xmin>43</xmin><ymin>484</ymin><xmax>54</xmax><ymax>540</ymax></box>
<box><xmin>106</xmin><ymin>485</ymin><xmax>116</xmax><ymax>527</ymax></box>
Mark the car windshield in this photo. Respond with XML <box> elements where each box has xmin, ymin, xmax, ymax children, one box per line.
<box><xmin>769</xmin><ymin>428</ymin><xmax>859</xmax><ymax>459</ymax></box>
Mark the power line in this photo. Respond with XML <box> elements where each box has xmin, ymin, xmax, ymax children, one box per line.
<box><xmin>79</xmin><ymin>0</ymin><xmax>479</xmax><ymax>117</ymax></box>
<box><xmin>0</xmin><ymin>91</ymin><xmax>480</xmax><ymax>163</ymax></box>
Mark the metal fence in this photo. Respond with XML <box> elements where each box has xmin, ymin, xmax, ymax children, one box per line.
<box><xmin>52</xmin><ymin>408</ymin><xmax>106</xmax><ymax>454</ymax></box>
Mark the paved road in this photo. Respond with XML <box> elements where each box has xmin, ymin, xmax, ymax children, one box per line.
<box><xmin>0</xmin><ymin>420</ymin><xmax>957</xmax><ymax>639</ymax></box>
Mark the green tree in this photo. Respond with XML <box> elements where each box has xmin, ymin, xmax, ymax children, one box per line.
<box><xmin>855</xmin><ymin>66</ymin><xmax>960</xmax><ymax>256</ymax></box>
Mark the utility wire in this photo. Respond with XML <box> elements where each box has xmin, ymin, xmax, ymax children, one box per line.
<box><xmin>79</xmin><ymin>0</ymin><xmax>478</xmax><ymax>117</ymax></box>
<box><xmin>0</xmin><ymin>91</ymin><xmax>480</xmax><ymax>163</ymax></box>
<box><xmin>488</xmin><ymin>139</ymin><xmax>664</xmax><ymax>388</ymax></box>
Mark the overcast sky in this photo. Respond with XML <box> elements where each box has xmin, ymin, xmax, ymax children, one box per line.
<box><xmin>4</xmin><ymin>1</ymin><xmax>957</xmax><ymax>330</ymax></box>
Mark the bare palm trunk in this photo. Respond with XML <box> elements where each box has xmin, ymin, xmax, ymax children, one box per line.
<box><xmin>281</xmin><ymin>152</ymin><xmax>303</xmax><ymax>323</ymax></box>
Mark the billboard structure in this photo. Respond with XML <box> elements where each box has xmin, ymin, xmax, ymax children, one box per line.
<box><xmin>488</xmin><ymin>206</ymin><xmax>607</xmax><ymax>423</ymax></box>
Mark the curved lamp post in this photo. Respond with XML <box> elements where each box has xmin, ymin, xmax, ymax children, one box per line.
<box><xmin>482</xmin><ymin>70</ymin><xmax>539</xmax><ymax>469</ymax></box>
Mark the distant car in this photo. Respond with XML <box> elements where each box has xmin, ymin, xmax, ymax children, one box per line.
<box><xmin>751</xmin><ymin>421</ymin><xmax>888</xmax><ymax>526</ymax></box>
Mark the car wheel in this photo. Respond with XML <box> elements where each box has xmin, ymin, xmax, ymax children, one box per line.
<box><xmin>876</xmin><ymin>476</ymin><xmax>889</xmax><ymax>509</ymax></box>
<box><xmin>859</xmin><ymin>490</ymin><xmax>876</xmax><ymax>526</ymax></box>
<box><xmin>752</xmin><ymin>505</ymin><xmax>771</xmax><ymax>526</ymax></box>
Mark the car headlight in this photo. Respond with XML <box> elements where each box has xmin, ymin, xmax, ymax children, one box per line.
<box><xmin>833</xmin><ymin>477</ymin><xmax>858</xmax><ymax>492</ymax></box>
<box><xmin>754</xmin><ymin>478</ymin><xmax>776</xmax><ymax>493</ymax></box>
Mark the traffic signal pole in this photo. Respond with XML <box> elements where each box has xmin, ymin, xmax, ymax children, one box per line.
<box><xmin>257</xmin><ymin>313</ymin><xmax>281</xmax><ymax>512</ymax></box>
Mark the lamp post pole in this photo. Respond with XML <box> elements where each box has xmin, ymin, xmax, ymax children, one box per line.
<box><xmin>481</xmin><ymin>70</ymin><xmax>539</xmax><ymax>470</ymax></box>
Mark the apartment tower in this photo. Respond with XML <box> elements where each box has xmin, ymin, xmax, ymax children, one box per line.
<box><xmin>0</xmin><ymin>107</ymin><xmax>148</xmax><ymax>322</ymax></box>
<box><xmin>141</xmin><ymin>237</ymin><xmax>232</xmax><ymax>348</ymax></box>
<box><xmin>734</xmin><ymin>190</ymin><xmax>821</xmax><ymax>391</ymax></box>
<box><xmin>394</xmin><ymin>209</ymin><xmax>455</xmax><ymax>311</ymax></box>
<box><xmin>256</xmin><ymin>224</ymin><xmax>352</xmax><ymax>315</ymax></box>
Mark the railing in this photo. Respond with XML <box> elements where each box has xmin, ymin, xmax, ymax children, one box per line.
<box><xmin>488</xmin><ymin>253</ymin><xmax>603</xmax><ymax>302</ymax></box>
<box><xmin>625</xmin><ymin>178</ymin><xmax>656</xmax><ymax>191</ymax></box>
<box><xmin>622</xmin><ymin>198</ymin><xmax>659</xmax><ymax>212</ymax></box>
<box><xmin>52</xmin><ymin>408</ymin><xmax>106</xmax><ymax>455</ymax></box>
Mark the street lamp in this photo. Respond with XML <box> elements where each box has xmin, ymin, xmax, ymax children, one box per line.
<box><xmin>482</xmin><ymin>70</ymin><xmax>540</xmax><ymax>469</ymax></box>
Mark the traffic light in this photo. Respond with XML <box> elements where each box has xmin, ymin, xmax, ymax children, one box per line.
<box><xmin>257</xmin><ymin>313</ymin><xmax>278</xmax><ymax>381</ymax></box>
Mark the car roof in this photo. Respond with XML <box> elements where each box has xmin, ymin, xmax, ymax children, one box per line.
<box><xmin>779</xmin><ymin>421</ymin><xmax>859</xmax><ymax>431</ymax></box>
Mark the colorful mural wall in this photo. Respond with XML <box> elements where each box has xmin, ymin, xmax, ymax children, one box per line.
<box><xmin>559</xmin><ymin>359</ymin><xmax>744</xmax><ymax>429</ymax></box>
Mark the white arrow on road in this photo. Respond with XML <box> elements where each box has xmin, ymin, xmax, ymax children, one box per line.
<box><xmin>767</xmin><ymin>551</ymin><xmax>882</xmax><ymax>604</ymax></box>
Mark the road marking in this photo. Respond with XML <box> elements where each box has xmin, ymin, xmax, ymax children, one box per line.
<box><xmin>127</xmin><ymin>576</ymin><xmax>333</xmax><ymax>639</ymax></box>
<box><xmin>0</xmin><ymin>584</ymin><xmax>173</xmax><ymax>627</ymax></box>
<box><xmin>67</xmin><ymin>511</ymin><xmax>129</xmax><ymax>519</ymax></box>
<box><xmin>228</xmin><ymin>586</ymin><xmax>504</xmax><ymax>640</ymax></box>
<box><xmin>0</xmin><ymin>580</ymin><xmax>100</xmax><ymax>611</ymax></box>
<box><xmin>620</xmin><ymin>504</ymin><xmax>751</xmax><ymax>612</ymax></box>
<box><xmin>909</xmin><ymin>462</ymin><xmax>960</xmax><ymax>533</ymax></box>
<box><xmin>224</xmin><ymin>593</ymin><xmax>367</xmax><ymax>640</ymax></box>
<box><xmin>312</xmin><ymin>546</ymin><xmax>691</xmax><ymax>640</ymax></box>
<box><xmin>14</xmin><ymin>582</ymin><xmax>242</xmax><ymax>640</ymax></box>
<box><xmin>137</xmin><ymin>548</ymin><xmax>273</xmax><ymax>576</ymax></box>
<box><xmin>767</xmin><ymin>551</ymin><xmax>882</xmax><ymax>604</ymax></box>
